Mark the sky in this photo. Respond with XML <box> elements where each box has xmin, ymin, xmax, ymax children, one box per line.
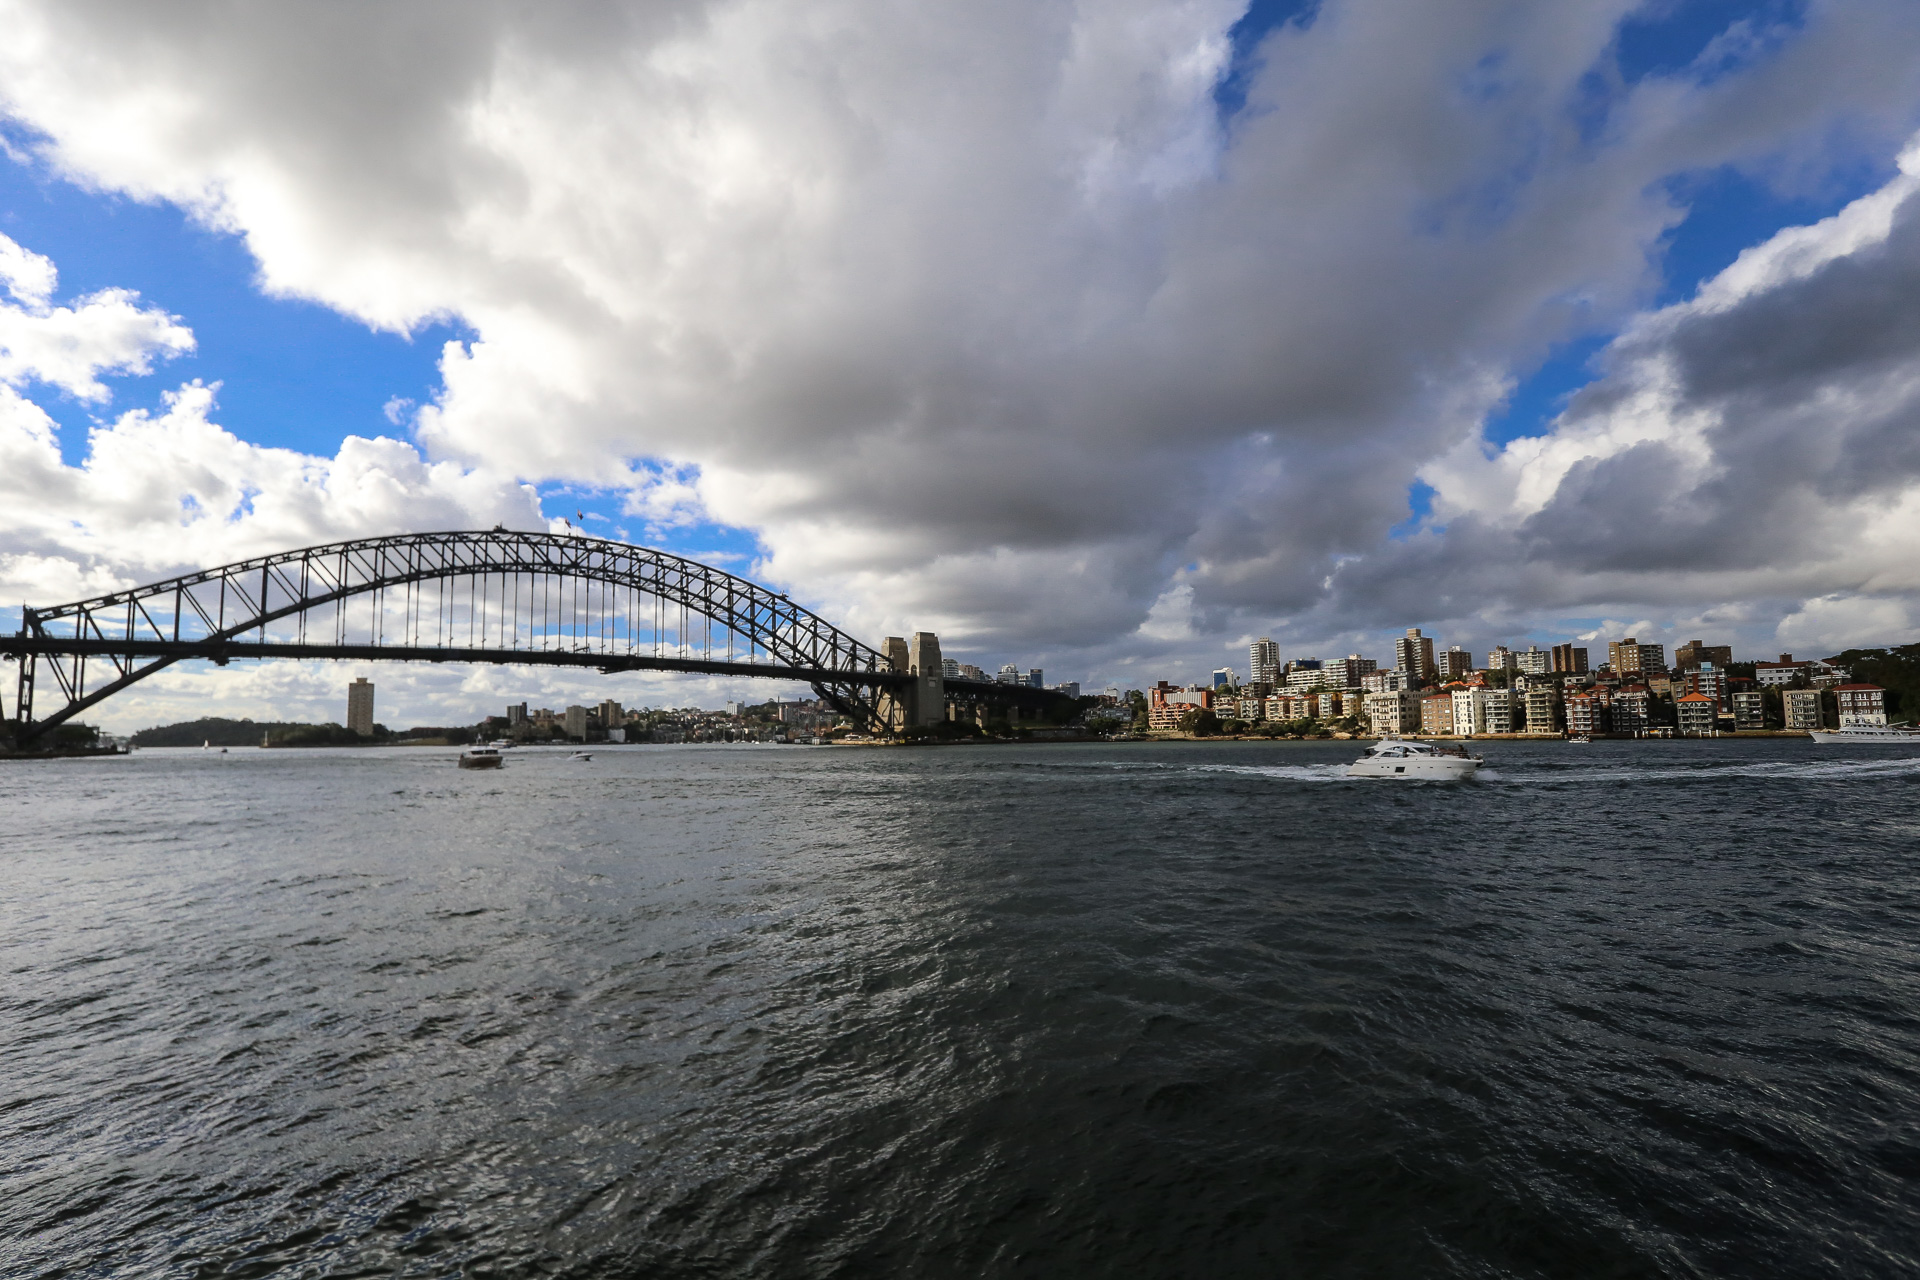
<box><xmin>3</xmin><ymin>0</ymin><xmax>1920</xmax><ymax>731</ymax></box>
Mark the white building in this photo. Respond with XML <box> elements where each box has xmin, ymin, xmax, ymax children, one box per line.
<box><xmin>1482</xmin><ymin>687</ymin><xmax>1516</xmax><ymax>734</ymax></box>
<box><xmin>1365</xmin><ymin>689</ymin><xmax>1421</xmax><ymax>736</ymax></box>
<box><xmin>1451</xmin><ymin>686</ymin><xmax>1488</xmax><ymax>736</ymax></box>
<box><xmin>1514</xmin><ymin>644</ymin><xmax>1552</xmax><ymax>675</ymax></box>
<box><xmin>1361</xmin><ymin>669</ymin><xmax>1417</xmax><ymax>693</ymax></box>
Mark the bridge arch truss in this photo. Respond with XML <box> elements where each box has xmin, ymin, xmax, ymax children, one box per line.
<box><xmin>3</xmin><ymin>530</ymin><xmax>911</xmax><ymax>745</ymax></box>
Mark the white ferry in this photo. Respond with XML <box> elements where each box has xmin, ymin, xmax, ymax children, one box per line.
<box><xmin>1808</xmin><ymin>724</ymin><xmax>1920</xmax><ymax>744</ymax></box>
<box><xmin>1347</xmin><ymin>740</ymin><xmax>1482</xmax><ymax>780</ymax></box>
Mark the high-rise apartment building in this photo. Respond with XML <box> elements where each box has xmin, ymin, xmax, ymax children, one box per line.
<box><xmin>1332</xmin><ymin>654</ymin><xmax>1378</xmax><ymax>688</ymax></box>
<box><xmin>1249</xmin><ymin>638</ymin><xmax>1281</xmax><ymax>687</ymax></box>
<box><xmin>1514</xmin><ymin>644</ymin><xmax>1552</xmax><ymax>676</ymax></box>
<box><xmin>597</xmin><ymin>700</ymin><xmax>624</xmax><ymax>729</ymax></box>
<box><xmin>1673</xmin><ymin>640</ymin><xmax>1733</xmax><ymax>671</ymax></box>
<box><xmin>1286</xmin><ymin>659</ymin><xmax>1329</xmax><ymax>691</ymax></box>
<box><xmin>564</xmin><ymin>705</ymin><xmax>590</xmax><ymax>739</ymax></box>
<box><xmin>1436</xmin><ymin>646</ymin><xmax>1473</xmax><ymax>682</ymax></box>
<box><xmin>346</xmin><ymin>677</ymin><xmax>375</xmax><ymax>736</ymax></box>
<box><xmin>1486</xmin><ymin>645</ymin><xmax>1517</xmax><ymax>673</ymax></box>
<box><xmin>1608</xmin><ymin>638</ymin><xmax>1666</xmax><ymax>675</ymax></box>
<box><xmin>1394</xmin><ymin>628</ymin><xmax>1435</xmax><ymax>682</ymax></box>
<box><xmin>1551</xmin><ymin>643</ymin><xmax>1590</xmax><ymax>674</ymax></box>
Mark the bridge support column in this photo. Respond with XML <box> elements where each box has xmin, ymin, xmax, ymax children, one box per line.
<box><xmin>904</xmin><ymin>632</ymin><xmax>945</xmax><ymax>728</ymax></box>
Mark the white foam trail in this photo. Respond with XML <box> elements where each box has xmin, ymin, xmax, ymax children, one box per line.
<box><xmin>1478</xmin><ymin>755</ymin><xmax>1920</xmax><ymax>784</ymax></box>
<box><xmin>1186</xmin><ymin>762</ymin><xmax>1352</xmax><ymax>783</ymax></box>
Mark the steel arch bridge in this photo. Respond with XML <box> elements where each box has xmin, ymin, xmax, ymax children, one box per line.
<box><xmin>1</xmin><ymin>530</ymin><xmax>1058</xmax><ymax>748</ymax></box>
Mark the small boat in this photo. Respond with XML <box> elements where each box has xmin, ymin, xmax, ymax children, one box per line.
<box><xmin>1568</xmin><ymin>734</ymin><xmax>1591</xmax><ymax>744</ymax></box>
<box><xmin>1347</xmin><ymin>739</ymin><xmax>1482</xmax><ymax>780</ymax></box>
<box><xmin>458</xmin><ymin>746</ymin><xmax>504</xmax><ymax>769</ymax></box>
<box><xmin>568</xmin><ymin>751</ymin><xmax>593</xmax><ymax>762</ymax></box>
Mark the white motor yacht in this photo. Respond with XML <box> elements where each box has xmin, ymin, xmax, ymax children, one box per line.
<box><xmin>1808</xmin><ymin>724</ymin><xmax>1920</xmax><ymax>743</ymax></box>
<box><xmin>458</xmin><ymin>745</ymin><xmax>504</xmax><ymax>769</ymax></box>
<box><xmin>1348</xmin><ymin>739</ymin><xmax>1482</xmax><ymax>780</ymax></box>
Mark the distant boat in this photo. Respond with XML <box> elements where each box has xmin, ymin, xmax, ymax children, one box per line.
<box><xmin>569</xmin><ymin>751</ymin><xmax>593</xmax><ymax>762</ymax></box>
<box><xmin>202</xmin><ymin>739</ymin><xmax>210</xmax><ymax>750</ymax></box>
<box><xmin>458</xmin><ymin>746</ymin><xmax>504</xmax><ymax>770</ymax></box>
<box><xmin>1568</xmin><ymin>734</ymin><xmax>1592</xmax><ymax>744</ymax></box>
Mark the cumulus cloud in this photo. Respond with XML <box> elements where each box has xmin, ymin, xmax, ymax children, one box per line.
<box><xmin>0</xmin><ymin>231</ymin><xmax>195</xmax><ymax>400</ymax></box>
<box><xmin>3</xmin><ymin>0</ymin><xmax>1920</xmax><ymax>694</ymax></box>
<box><xmin>0</xmin><ymin>236</ymin><xmax>541</xmax><ymax>609</ymax></box>
<box><xmin>1365</xmin><ymin>138</ymin><xmax>1920</xmax><ymax>657</ymax></box>
<box><xmin>0</xmin><ymin>380</ymin><xmax>543</xmax><ymax>604</ymax></box>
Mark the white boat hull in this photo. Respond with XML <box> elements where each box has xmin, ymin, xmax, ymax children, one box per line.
<box><xmin>1808</xmin><ymin>727</ymin><xmax>1920</xmax><ymax>743</ymax></box>
<box><xmin>1347</xmin><ymin>755</ymin><xmax>1481</xmax><ymax>780</ymax></box>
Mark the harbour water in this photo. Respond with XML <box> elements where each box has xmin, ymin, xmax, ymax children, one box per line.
<box><xmin>3</xmin><ymin>739</ymin><xmax>1918</xmax><ymax>1276</ymax></box>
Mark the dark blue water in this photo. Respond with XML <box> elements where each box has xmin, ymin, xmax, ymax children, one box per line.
<box><xmin>3</xmin><ymin>739</ymin><xmax>1918</xmax><ymax>1277</ymax></box>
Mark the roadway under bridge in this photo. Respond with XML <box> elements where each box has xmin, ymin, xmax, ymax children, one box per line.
<box><xmin>0</xmin><ymin>530</ymin><xmax>1066</xmax><ymax>748</ymax></box>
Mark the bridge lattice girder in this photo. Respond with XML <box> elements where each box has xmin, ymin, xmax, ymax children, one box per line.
<box><xmin>2</xmin><ymin>530</ymin><xmax>928</xmax><ymax>744</ymax></box>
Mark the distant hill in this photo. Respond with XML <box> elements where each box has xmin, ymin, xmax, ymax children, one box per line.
<box><xmin>1828</xmin><ymin>644</ymin><xmax>1920</xmax><ymax>720</ymax></box>
<box><xmin>131</xmin><ymin>717</ymin><xmax>387</xmax><ymax>747</ymax></box>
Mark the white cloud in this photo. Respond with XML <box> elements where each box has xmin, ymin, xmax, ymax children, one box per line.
<box><xmin>0</xmin><ymin>231</ymin><xmax>194</xmax><ymax>400</ymax></box>
<box><xmin>0</xmin><ymin>231</ymin><xmax>57</xmax><ymax>305</ymax></box>
<box><xmin>0</xmin><ymin>379</ymin><xmax>541</xmax><ymax>605</ymax></box>
<box><xmin>2</xmin><ymin>0</ymin><xmax>1920</xmax><ymax>698</ymax></box>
